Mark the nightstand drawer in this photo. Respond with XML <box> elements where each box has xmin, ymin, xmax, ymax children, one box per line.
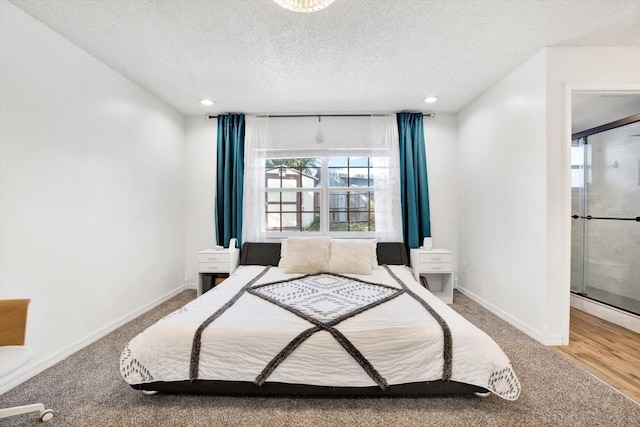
<box><xmin>419</xmin><ymin>253</ymin><xmax>452</xmax><ymax>263</ymax></box>
<box><xmin>198</xmin><ymin>253</ymin><xmax>229</xmax><ymax>263</ymax></box>
<box><xmin>419</xmin><ymin>262</ymin><xmax>452</xmax><ymax>273</ymax></box>
<box><xmin>199</xmin><ymin>262</ymin><xmax>229</xmax><ymax>273</ymax></box>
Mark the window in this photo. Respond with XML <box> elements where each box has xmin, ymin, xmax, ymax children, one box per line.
<box><xmin>571</xmin><ymin>138</ymin><xmax>591</xmax><ymax>188</ymax></box>
<box><xmin>265</xmin><ymin>157</ymin><xmax>376</xmax><ymax>236</ymax></box>
<box><xmin>265</xmin><ymin>160</ymin><xmax>320</xmax><ymax>232</ymax></box>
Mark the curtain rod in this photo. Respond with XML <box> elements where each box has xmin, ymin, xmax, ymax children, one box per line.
<box><xmin>205</xmin><ymin>112</ymin><xmax>436</xmax><ymax>120</ymax></box>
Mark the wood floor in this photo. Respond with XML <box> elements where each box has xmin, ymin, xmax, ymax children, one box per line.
<box><xmin>552</xmin><ymin>307</ymin><xmax>640</xmax><ymax>403</ymax></box>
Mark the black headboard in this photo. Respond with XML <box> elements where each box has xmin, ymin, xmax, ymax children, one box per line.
<box><xmin>239</xmin><ymin>242</ymin><xmax>282</xmax><ymax>266</ymax></box>
<box><xmin>376</xmin><ymin>242</ymin><xmax>409</xmax><ymax>266</ymax></box>
<box><xmin>239</xmin><ymin>242</ymin><xmax>409</xmax><ymax>266</ymax></box>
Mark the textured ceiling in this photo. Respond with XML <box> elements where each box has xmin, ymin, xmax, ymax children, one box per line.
<box><xmin>9</xmin><ymin>0</ymin><xmax>640</xmax><ymax>116</ymax></box>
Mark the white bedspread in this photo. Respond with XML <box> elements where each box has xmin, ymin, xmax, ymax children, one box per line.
<box><xmin>121</xmin><ymin>265</ymin><xmax>520</xmax><ymax>400</ymax></box>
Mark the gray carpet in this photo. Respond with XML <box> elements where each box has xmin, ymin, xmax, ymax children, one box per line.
<box><xmin>1</xmin><ymin>290</ymin><xmax>639</xmax><ymax>427</ymax></box>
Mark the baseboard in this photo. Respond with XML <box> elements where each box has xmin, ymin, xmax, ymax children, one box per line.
<box><xmin>456</xmin><ymin>287</ymin><xmax>557</xmax><ymax>345</ymax></box>
<box><xmin>187</xmin><ymin>281</ymin><xmax>198</xmax><ymax>290</ymax></box>
<box><xmin>571</xmin><ymin>294</ymin><xmax>640</xmax><ymax>333</ymax></box>
<box><xmin>0</xmin><ymin>285</ymin><xmax>187</xmax><ymax>395</ymax></box>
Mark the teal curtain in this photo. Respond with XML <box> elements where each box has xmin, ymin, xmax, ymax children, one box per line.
<box><xmin>216</xmin><ymin>114</ymin><xmax>245</xmax><ymax>248</ymax></box>
<box><xmin>397</xmin><ymin>112</ymin><xmax>431</xmax><ymax>249</ymax></box>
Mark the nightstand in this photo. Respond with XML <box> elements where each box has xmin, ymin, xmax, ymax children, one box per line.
<box><xmin>197</xmin><ymin>247</ymin><xmax>239</xmax><ymax>296</ymax></box>
<box><xmin>409</xmin><ymin>248</ymin><xmax>453</xmax><ymax>304</ymax></box>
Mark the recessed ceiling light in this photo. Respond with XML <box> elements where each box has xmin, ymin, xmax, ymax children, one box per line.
<box><xmin>423</xmin><ymin>96</ymin><xmax>439</xmax><ymax>103</ymax></box>
<box><xmin>200</xmin><ymin>99</ymin><xmax>215</xmax><ymax>106</ymax></box>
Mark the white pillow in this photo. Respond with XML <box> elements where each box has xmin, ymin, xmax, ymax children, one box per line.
<box><xmin>279</xmin><ymin>238</ymin><xmax>288</xmax><ymax>265</ymax></box>
<box><xmin>279</xmin><ymin>237</ymin><xmax>331</xmax><ymax>274</ymax></box>
<box><xmin>328</xmin><ymin>239</ymin><xmax>374</xmax><ymax>275</ymax></box>
<box><xmin>331</xmin><ymin>239</ymin><xmax>378</xmax><ymax>269</ymax></box>
<box><xmin>281</xmin><ymin>238</ymin><xmax>378</xmax><ymax>269</ymax></box>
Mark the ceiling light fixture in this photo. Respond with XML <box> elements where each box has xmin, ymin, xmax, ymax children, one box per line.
<box><xmin>423</xmin><ymin>96</ymin><xmax>439</xmax><ymax>103</ymax></box>
<box><xmin>273</xmin><ymin>0</ymin><xmax>336</xmax><ymax>13</ymax></box>
<box><xmin>200</xmin><ymin>99</ymin><xmax>214</xmax><ymax>106</ymax></box>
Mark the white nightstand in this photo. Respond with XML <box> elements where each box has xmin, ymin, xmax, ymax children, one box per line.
<box><xmin>409</xmin><ymin>248</ymin><xmax>453</xmax><ymax>304</ymax></box>
<box><xmin>197</xmin><ymin>247</ymin><xmax>239</xmax><ymax>296</ymax></box>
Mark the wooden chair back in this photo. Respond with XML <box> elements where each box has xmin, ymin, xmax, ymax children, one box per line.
<box><xmin>0</xmin><ymin>299</ymin><xmax>31</xmax><ymax>346</ymax></box>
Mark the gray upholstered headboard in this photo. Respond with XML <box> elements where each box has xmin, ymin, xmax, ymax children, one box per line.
<box><xmin>239</xmin><ymin>242</ymin><xmax>409</xmax><ymax>266</ymax></box>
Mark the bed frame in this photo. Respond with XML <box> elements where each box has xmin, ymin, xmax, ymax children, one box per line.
<box><xmin>239</xmin><ymin>241</ymin><xmax>410</xmax><ymax>267</ymax></box>
<box><xmin>134</xmin><ymin>242</ymin><xmax>489</xmax><ymax>397</ymax></box>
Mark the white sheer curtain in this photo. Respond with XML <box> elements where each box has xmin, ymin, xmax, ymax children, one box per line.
<box><xmin>242</xmin><ymin>116</ymin><xmax>269</xmax><ymax>243</ymax></box>
<box><xmin>371</xmin><ymin>115</ymin><xmax>403</xmax><ymax>242</ymax></box>
<box><xmin>242</xmin><ymin>114</ymin><xmax>401</xmax><ymax>242</ymax></box>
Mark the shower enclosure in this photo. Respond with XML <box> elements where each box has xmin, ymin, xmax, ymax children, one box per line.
<box><xmin>571</xmin><ymin>113</ymin><xmax>640</xmax><ymax>316</ymax></box>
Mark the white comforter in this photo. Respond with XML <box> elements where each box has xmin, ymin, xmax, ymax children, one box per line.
<box><xmin>121</xmin><ymin>265</ymin><xmax>520</xmax><ymax>400</ymax></box>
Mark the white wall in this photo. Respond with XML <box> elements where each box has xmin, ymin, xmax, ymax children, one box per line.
<box><xmin>0</xmin><ymin>1</ymin><xmax>185</xmax><ymax>392</ymax></box>
<box><xmin>424</xmin><ymin>113</ymin><xmax>458</xmax><ymax>279</ymax></box>
<box><xmin>456</xmin><ymin>47</ymin><xmax>640</xmax><ymax>345</ymax></box>
<box><xmin>184</xmin><ymin>116</ymin><xmax>218</xmax><ymax>287</ymax></box>
<box><xmin>544</xmin><ymin>47</ymin><xmax>640</xmax><ymax>344</ymax></box>
<box><xmin>457</xmin><ymin>51</ymin><xmax>549</xmax><ymax>342</ymax></box>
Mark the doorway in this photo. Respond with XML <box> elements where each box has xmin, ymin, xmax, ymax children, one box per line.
<box><xmin>570</xmin><ymin>113</ymin><xmax>640</xmax><ymax>316</ymax></box>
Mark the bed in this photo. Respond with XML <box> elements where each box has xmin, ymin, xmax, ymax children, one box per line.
<box><xmin>121</xmin><ymin>240</ymin><xmax>520</xmax><ymax>400</ymax></box>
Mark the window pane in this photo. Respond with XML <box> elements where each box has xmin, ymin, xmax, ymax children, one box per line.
<box><xmin>301</xmin><ymin>190</ymin><xmax>316</xmax><ymax>211</ymax></box>
<box><xmin>301</xmin><ymin>213</ymin><xmax>320</xmax><ymax>231</ymax></box>
<box><xmin>348</xmin><ymin>168</ymin><xmax>371</xmax><ymax>187</ymax></box>
<box><xmin>281</xmin><ymin>178</ymin><xmax>298</xmax><ymax>188</ymax></box>
<box><xmin>267</xmin><ymin>177</ymin><xmax>282</xmax><ymax>188</ymax></box>
<box><xmin>281</xmin><ymin>213</ymin><xmax>297</xmax><ymax>228</ymax></box>
<box><xmin>267</xmin><ymin>202</ymin><xmax>280</xmax><ymax>212</ymax></box>
<box><xmin>281</xmin><ymin>203</ymin><xmax>298</xmax><ymax>212</ymax></box>
<box><xmin>349</xmin><ymin>191</ymin><xmax>370</xmax><ymax>209</ymax></box>
<box><xmin>329</xmin><ymin>167</ymin><xmax>347</xmax><ymax>187</ymax></box>
<box><xmin>266</xmin><ymin>158</ymin><xmax>321</xmax><ymax>169</ymax></box>
<box><xmin>266</xmin><ymin>159</ymin><xmax>322</xmax><ymax>189</ymax></box>
<box><xmin>265</xmin><ymin>190</ymin><xmax>320</xmax><ymax>231</ymax></box>
<box><xmin>328</xmin><ymin>157</ymin><xmax>348</xmax><ymax>167</ymax></box>
<box><xmin>300</xmin><ymin>172</ymin><xmax>317</xmax><ymax>188</ymax></box>
<box><xmin>267</xmin><ymin>213</ymin><xmax>280</xmax><ymax>229</ymax></box>
<box><xmin>305</xmin><ymin>168</ymin><xmax>322</xmax><ymax>187</ymax></box>
<box><xmin>329</xmin><ymin>191</ymin><xmax>374</xmax><ymax>231</ymax></box>
<box><xmin>265</xmin><ymin>159</ymin><xmax>284</xmax><ymax>167</ymax></box>
<box><xmin>267</xmin><ymin>191</ymin><xmax>280</xmax><ymax>202</ymax></box>
<box><xmin>348</xmin><ymin>157</ymin><xmax>369</xmax><ymax>167</ymax></box>
<box><xmin>281</xmin><ymin>191</ymin><xmax>297</xmax><ymax>202</ymax></box>
<box><xmin>329</xmin><ymin>157</ymin><xmax>374</xmax><ymax>188</ymax></box>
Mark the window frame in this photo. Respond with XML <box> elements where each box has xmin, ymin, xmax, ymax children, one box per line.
<box><xmin>264</xmin><ymin>156</ymin><xmax>376</xmax><ymax>238</ymax></box>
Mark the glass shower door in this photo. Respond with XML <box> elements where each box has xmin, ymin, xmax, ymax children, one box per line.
<box><xmin>570</xmin><ymin>137</ymin><xmax>587</xmax><ymax>296</ymax></box>
<box><xmin>571</xmin><ymin>117</ymin><xmax>640</xmax><ymax>316</ymax></box>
